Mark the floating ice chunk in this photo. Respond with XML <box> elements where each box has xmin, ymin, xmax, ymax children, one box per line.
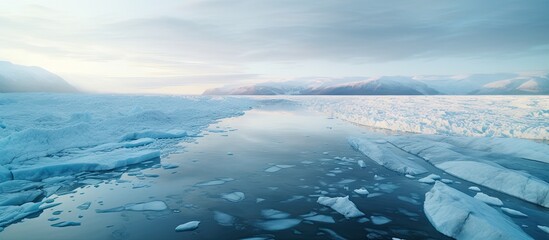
<box><xmin>256</xmin><ymin>198</ymin><xmax>265</xmax><ymax>203</ymax></box>
<box><xmin>367</xmin><ymin>193</ymin><xmax>383</xmax><ymax>198</ymax></box>
<box><xmin>264</xmin><ymin>166</ymin><xmax>281</xmax><ymax>173</ymax></box>
<box><xmin>441</xmin><ymin>179</ymin><xmax>453</xmax><ymax>184</ymax></box>
<box><xmin>358</xmin><ymin>217</ymin><xmax>370</xmax><ymax>223</ymax></box>
<box><xmin>397</xmin><ymin>196</ymin><xmax>420</xmax><ymax>205</ymax></box>
<box><xmin>12</xmin><ymin>149</ymin><xmax>160</xmax><ymax>181</ymax></box>
<box><xmin>213</xmin><ymin>211</ymin><xmax>235</xmax><ymax>226</ymax></box>
<box><xmin>0</xmin><ymin>180</ymin><xmax>42</xmax><ymax>194</ymax></box>
<box><xmin>373</xmin><ymin>175</ymin><xmax>385</xmax><ymax>181</ymax></box>
<box><xmin>319</xmin><ymin>228</ymin><xmax>346</xmax><ymax>240</ymax></box>
<box><xmin>221</xmin><ymin>192</ymin><xmax>245</xmax><ymax>202</ymax></box>
<box><xmin>281</xmin><ymin>195</ymin><xmax>304</xmax><ymax>203</ymax></box>
<box><xmin>79</xmin><ymin>179</ymin><xmax>102</xmax><ymax>185</ymax></box>
<box><xmin>468</xmin><ymin>186</ymin><xmax>481</xmax><ymax>192</ymax></box>
<box><xmin>0</xmin><ymin>190</ymin><xmax>42</xmax><ymax>206</ymax></box>
<box><xmin>438</xmin><ymin>161</ymin><xmax>549</xmax><ymax>207</ymax></box>
<box><xmin>500</xmin><ymin>207</ymin><xmax>527</xmax><ymax>217</ymax></box>
<box><xmin>161</xmin><ymin>163</ymin><xmax>179</xmax><ymax>169</ymax></box>
<box><xmin>255</xmin><ymin>219</ymin><xmax>301</xmax><ymax>231</ymax></box>
<box><xmin>125</xmin><ymin>201</ymin><xmax>167</xmax><ymax>211</ymax></box>
<box><xmin>474</xmin><ymin>193</ymin><xmax>503</xmax><ymax>206</ymax></box>
<box><xmin>96</xmin><ymin>200</ymin><xmax>167</xmax><ymax>213</ymax></box>
<box><xmin>353</xmin><ymin>187</ymin><xmax>369</xmax><ymax>195</ymax></box>
<box><xmin>195</xmin><ymin>178</ymin><xmax>234</xmax><ymax>186</ymax></box>
<box><xmin>265</xmin><ymin>165</ymin><xmax>295</xmax><ymax>173</ymax></box>
<box><xmin>349</xmin><ymin>137</ymin><xmax>427</xmax><ymax>175</ymax></box>
<box><xmin>304</xmin><ymin>215</ymin><xmax>335</xmax><ymax>223</ymax></box>
<box><xmin>317</xmin><ymin>196</ymin><xmax>364</xmax><ymax>218</ymax></box>
<box><xmin>538</xmin><ymin>225</ymin><xmax>549</xmax><ymax>234</ymax></box>
<box><xmin>418</xmin><ymin>174</ymin><xmax>441</xmax><ymax>184</ymax></box>
<box><xmin>378</xmin><ymin>183</ymin><xmax>399</xmax><ymax>193</ymax></box>
<box><xmin>357</xmin><ymin>160</ymin><xmax>366</xmax><ymax>168</ymax></box>
<box><xmin>175</xmin><ymin>221</ymin><xmax>200</xmax><ymax>232</ymax></box>
<box><xmin>77</xmin><ymin>202</ymin><xmax>91</xmax><ymax>210</ymax></box>
<box><xmin>338</xmin><ymin>179</ymin><xmax>355</xmax><ymax>184</ymax></box>
<box><xmin>404</xmin><ymin>174</ymin><xmax>415</xmax><ymax>179</ymax></box>
<box><xmin>121</xmin><ymin>129</ymin><xmax>187</xmax><ymax>141</ymax></box>
<box><xmin>424</xmin><ymin>182</ymin><xmax>532</xmax><ymax>240</ymax></box>
<box><xmin>371</xmin><ymin>216</ymin><xmax>391</xmax><ymax>225</ymax></box>
<box><xmin>0</xmin><ymin>202</ymin><xmax>45</xmax><ymax>227</ymax></box>
<box><xmin>261</xmin><ymin>209</ymin><xmax>290</xmax><ymax>219</ymax></box>
<box><xmin>51</xmin><ymin>221</ymin><xmax>81</xmax><ymax>227</ymax></box>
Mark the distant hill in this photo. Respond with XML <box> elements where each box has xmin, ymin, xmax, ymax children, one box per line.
<box><xmin>204</xmin><ymin>73</ymin><xmax>549</xmax><ymax>95</ymax></box>
<box><xmin>0</xmin><ymin>61</ymin><xmax>77</xmax><ymax>93</ymax></box>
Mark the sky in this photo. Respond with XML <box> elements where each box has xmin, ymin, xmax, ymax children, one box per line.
<box><xmin>1</xmin><ymin>0</ymin><xmax>549</xmax><ymax>94</ymax></box>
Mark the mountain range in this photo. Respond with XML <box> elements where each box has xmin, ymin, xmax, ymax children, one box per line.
<box><xmin>204</xmin><ymin>73</ymin><xmax>549</xmax><ymax>95</ymax></box>
<box><xmin>0</xmin><ymin>61</ymin><xmax>77</xmax><ymax>93</ymax></box>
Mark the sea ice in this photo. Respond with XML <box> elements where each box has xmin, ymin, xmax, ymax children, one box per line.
<box><xmin>538</xmin><ymin>225</ymin><xmax>549</xmax><ymax>234</ymax></box>
<box><xmin>424</xmin><ymin>182</ymin><xmax>532</xmax><ymax>240</ymax></box>
<box><xmin>213</xmin><ymin>211</ymin><xmax>235</xmax><ymax>226</ymax></box>
<box><xmin>221</xmin><ymin>192</ymin><xmax>245</xmax><ymax>202</ymax></box>
<box><xmin>96</xmin><ymin>200</ymin><xmax>168</xmax><ymax>213</ymax></box>
<box><xmin>474</xmin><ymin>193</ymin><xmax>504</xmax><ymax>206</ymax></box>
<box><xmin>175</xmin><ymin>221</ymin><xmax>200</xmax><ymax>232</ymax></box>
<box><xmin>304</xmin><ymin>214</ymin><xmax>335</xmax><ymax>223</ymax></box>
<box><xmin>468</xmin><ymin>186</ymin><xmax>481</xmax><ymax>192</ymax></box>
<box><xmin>261</xmin><ymin>209</ymin><xmax>290</xmax><ymax>219</ymax></box>
<box><xmin>500</xmin><ymin>207</ymin><xmax>527</xmax><ymax>217</ymax></box>
<box><xmin>0</xmin><ymin>190</ymin><xmax>42</xmax><ymax>206</ymax></box>
<box><xmin>51</xmin><ymin>221</ymin><xmax>81</xmax><ymax>227</ymax></box>
<box><xmin>353</xmin><ymin>187</ymin><xmax>369</xmax><ymax>195</ymax></box>
<box><xmin>349</xmin><ymin>137</ymin><xmax>427</xmax><ymax>175</ymax></box>
<box><xmin>418</xmin><ymin>174</ymin><xmax>441</xmax><ymax>184</ymax></box>
<box><xmin>255</xmin><ymin>219</ymin><xmax>301</xmax><ymax>231</ymax></box>
<box><xmin>370</xmin><ymin>216</ymin><xmax>392</xmax><ymax>225</ymax></box>
<box><xmin>317</xmin><ymin>196</ymin><xmax>364</xmax><ymax>218</ymax></box>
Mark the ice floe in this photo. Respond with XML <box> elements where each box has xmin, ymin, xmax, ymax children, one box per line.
<box><xmin>96</xmin><ymin>200</ymin><xmax>167</xmax><ymax>213</ymax></box>
<box><xmin>175</xmin><ymin>221</ymin><xmax>200</xmax><ymax>232</ymax></box>
<box><xmin>51</xmin><ymin>221</ymin><xmax>81</xmax><ymax>227</ymax></box>
<box><xmin>424</xmin><ymin>181</ymin><xmax>532</xmax><ymax>240</ymax></box>
<box><xmin>474</xmin><ymin>193</ymin><xmax>503</xmax><ymax>206</ymax></box>
<box><xmin>317</xmin><ymin>196</ymin><xmax>364</xmax><ymax>218</ymax></box>
<box><xmin>348</xmin><ymin>137</ymin><xmax>427</xmax><ymax>175</ymax></box>
<box><xmin>221</xmin><ymin>192</ymin><xmax>245</xmax><ymax>202</ymax></box>
<box><xmin>353</xmin><ymin>187</ymin><xmax>369</xmax><ymax>195</ymax></box>
<box><xmin>500</xmin><ymin>207</ymin><xmax>527</xmax><ymax>217</ymax></box>
<box><xmin>468</xmin><ymin>186</ymin><xmax>481</xmax><ymax>192</ymax></box>
<box><xmin>213</xmin><ymin>211</ymin><xmax>235</xmax><ymax>226</ymax></box>
<box><xmin>304</xmin><ymin>214</ymin><xmax>335</xmax><ymax>223</ymax></box>
<box><xmin>261</xmin><ymin>209</ymin><xmax>290</xmax><ymax>219</ymax></box>
<box><xmin>370</xmin><ymin>216</ymin><xmax>392</xmax><ymax>225</ymax></box>
<box><xmin>255</xmin><ymin>219</ymin><xmax>301</xmax><ymax>231</ymax></box>
<box><xmin>538</xmin><ymin>225</ymin><xmax>549</xmax><ymax>234</ymax></box>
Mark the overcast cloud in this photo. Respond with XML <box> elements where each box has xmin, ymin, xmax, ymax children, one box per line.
<box><xmin>1</xmin><ymin>0</ymin><xmax>548</xmax><ymax>94</ymax></box>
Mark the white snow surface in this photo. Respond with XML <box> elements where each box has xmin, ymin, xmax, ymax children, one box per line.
<box><xmin>424</xmin><ymin>182</ymin><xmax>532</xmax><ymax>240</ymax></box>
<box><xmin>317</xmin><ymin>196</ymin><xmax>365</xmax><ymax>218</ymax></box>
<box><xmin>297</xmin><ymin>96</ymin><xmax>549</xmax><ymax>140</ymax></box>
<box><xmin>0</xmin><ymin>93</ymin><xmax>255</xmax><ymax>181</ymax></box>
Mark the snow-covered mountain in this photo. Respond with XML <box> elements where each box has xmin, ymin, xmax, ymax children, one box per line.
<box><xmin>0</xmin><ymin>61</ymin><xmax>77</xmax><ymax>93</ymax></box>
<box><xmin>204</xmin><ymin>73</ymin><xmax>549</xmax><ymax>95</ymax></box>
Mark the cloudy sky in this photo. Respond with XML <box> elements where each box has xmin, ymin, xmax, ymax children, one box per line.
<box><xmin>1</xmin><ymin>0</ymin><xmax>548</xmax><ymax>94</ymax></box>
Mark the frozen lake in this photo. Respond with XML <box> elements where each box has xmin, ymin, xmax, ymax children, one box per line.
<box><xmin>0</xmin><ymin>94</ymin><xmax>547</xmax><ymax>239</ymax></box>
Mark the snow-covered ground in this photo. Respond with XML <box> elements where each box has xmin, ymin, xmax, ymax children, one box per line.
<box><xmin>296</xmin><ymin>96</ymin><xmax>549</xmax><ymax>140</ymax></box>
<box><xmin>0</xmin><ymin>94</ymin><xmax>254</xmax><ymax>179</ymax></box>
